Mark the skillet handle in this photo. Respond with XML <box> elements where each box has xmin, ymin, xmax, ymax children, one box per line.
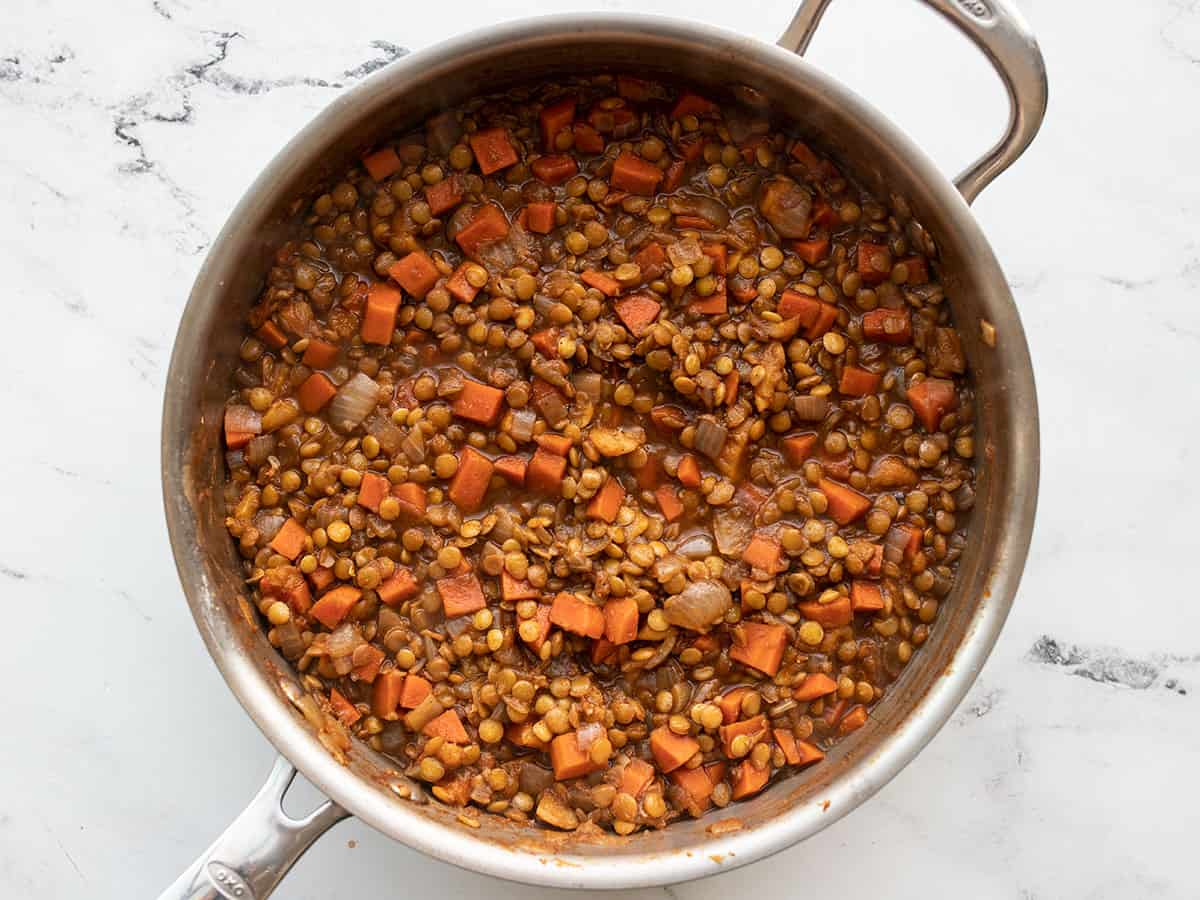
<box><xmin>158</xmin><ymin>756</ymin><xmax>348</xmax><ymax>900</ymax></box>
<box><xmin>778</xmin><ymin>0</ymin><xmax>1047</xmax><ymax>204</ymax></box>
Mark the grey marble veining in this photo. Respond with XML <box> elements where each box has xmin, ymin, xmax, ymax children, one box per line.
<box><xmin>1</xmin><ymin>0</ymin><xmax>1197</xmax><ymax>897</ymax></box>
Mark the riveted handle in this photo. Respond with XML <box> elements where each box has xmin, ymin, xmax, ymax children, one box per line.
<box><xmin>158</xmin><ymin>756</ymin><xmax>348</xmax><ymax>900</ymax></box>
<box><xmin>779</xmin><ymin>0</ymin><xmax>1047</xmax><ymax>204</ymax></box>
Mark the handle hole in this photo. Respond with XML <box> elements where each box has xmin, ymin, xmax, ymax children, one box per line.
<box><xmin>279</xmin><ymin>770</ymin><xmax>331</xmax><ymax>821</ymax></box>
<box><xmin>799</xmin><ymin>0</ymin><xmax>1007</xmax><ymax>182</ymax></box>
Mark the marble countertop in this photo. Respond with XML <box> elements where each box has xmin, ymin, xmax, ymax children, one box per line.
<box><xmin>2</xmin><ymin>0</ymin><xmax>1197</xmax><ymax>897</ymax></box>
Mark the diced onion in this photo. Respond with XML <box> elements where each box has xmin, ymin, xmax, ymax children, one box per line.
<box><xmin>328</xmin><ymin>373</ymin><xmax>381</xmax><ymax>433</ymax></box>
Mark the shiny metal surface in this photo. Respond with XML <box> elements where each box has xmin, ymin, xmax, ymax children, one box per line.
<box><xmin>161</xmin><ymin>6</ymin><xmax>1043</xmax><ymax>894</ymax></box>
<box><xmin>780</xmin><ymin>0</ymin><xmax>1048</xmax><ymax>204</ymax></box>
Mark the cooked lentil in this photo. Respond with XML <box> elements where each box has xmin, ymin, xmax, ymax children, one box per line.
<box><xmin>221</xmin><ymin>73</ymin><xmax>976</xmax><ymax>834</ymax></box>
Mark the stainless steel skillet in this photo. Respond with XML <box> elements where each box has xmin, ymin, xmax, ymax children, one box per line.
<box><xmin>161</xmin><ymin>2</ymin><xmax>1045</xmax><ymax>895</ymax></box>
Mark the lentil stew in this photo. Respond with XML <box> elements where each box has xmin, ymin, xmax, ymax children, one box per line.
<box><xmin>220</xmin><ymin>73</ymin><xmax>976</xmax><ymax>836</ymax></box>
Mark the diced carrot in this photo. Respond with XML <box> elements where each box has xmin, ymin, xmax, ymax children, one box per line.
<box><xmin>716</xmin><ymin>687</ymin><xmax>749</xmax><ymax>725</ymax></box>
<box><xmin>730</xmin><ymin>622</ymin><xmax>789</xmax><ymax>677</ymax></box>
<box><xmin>469</xmin><ymin>127</ymin><xmax>519</xmax><ymax>175</ymax></box>
<box><xmin>532</xmin><ymin>154</ymin><xmax>578</xmax><ymax>185</ymax></box>
<box><xmin>423</xmin><ymin>709</ymin><xmax>470</xmax><ymax>743</ymax></box>
<box><xmin>738</xmin><ymin>134</ymin><xmax>768</xmax><ymax>164</ymax></box>
<box><xmin>772</xmin><ymin>728</ymin><xmax>802</xmax><ymax>765</ymax></box>
<box><xmin>691</xmin><ymin>281</ymin><xmax>727</xmax><ymax>315</ymax></box>
<box><xmin>899</xmin><ymin>255</ymin><xmax>929</xmax><ymax>285</ymax></box>
<box><xmin>310</xmin><ymin>585</ymin><xmax>362</xmax><ymax>630</ymax></box>
<box><xmin>550</xmin><ymin>731</ymin><xmax>601</xmax><ymax>780</ymax></box>
<box><xmin>824</xmin><ymin>698</ymin><xmax>849</xmax><ymax>728</ymax></box>
<box><xmin>719</xmin><ymin>714</ymin><xmax>766</xmax><ymax>757</ymax></box>
<box><xmin>301</xmin><ymin>339</ymin><xmax>339</xmax><ymax>369</ymax></box>
<box><xmin>662</xmin><ymin>159</ymin><xmax>688</xmax><ymax>192</ymax></box>
<box><xmin>530</xmin><ymin>328</ymin><xmax>559</xmax><ymax>358</ymax></box>
<box><xmin>581</xmin><ymin>269</ymin><xmax>621</xmax><ymax>297</ymax></box>
<box><xmin>792</xmin><ymin>238</ymin><xmax>830</xmax><ymax>264</ymax></box>
<box><xmin>586</xmin><ymin>477</ymin><xmax>625</xmax><ymax>523</ymax></box>
<box><xmin>907</xmin><ymin>378</ymin><xmax>958</xmax><ymax>432</ymax></box>
<box><xmin>620</xmin><ymin>758</ymin><xmax>656</xmax><ymax>798</ymax></box>
<box><xmin>839</xmin><ymin>365</ymin><xmax>882</xmax><ymax>397</ymax></box>
<box><xmin>535</xmin><ymin>433</ymin><xmax>572</xmax><ymax>456</ymax></box>
<box><xmin>777</xmin><ymin>289</ymin><xmax>821</xmax><ymax>326</ymax></box>
<box><xmin>818</xmin><ymin>478</ymin><xmax>871</xmax><ymax>525</ymax></box>
<box><xmin>677</xmin><ymin>453</ymin><xmax>701</xmax><ymax>488</ymax></box>
<box><xmin>789</xmin><ymin>141</ymin><xmax>821</xmax><ymax>170</ymax></box>
<box><xmin>742</xmin><ymin>533</ymin><xmax>783</xmax><ymax>574</ymax></box>
<box><xmin>296</xmin><ymin>373</ymin><xmax>337</xmax><ymax>414</ymax></box>
<box><xmin>857</xmin><ymin>241</ymin><xmax>892</xmax><ymax>284</ymax></box>
<box><xmin>867</xmin><ymin>542</ymin><xmax>884</xmax><ymax>576</ymax></box>
<box><xmin>793</xmin><ymin>672</ymin><xmax>838</xmax><ymax>702</ymax></box>
<box><xmin>308</xmin><ymin>566</ymin><xmax>335</xmax><ymax>595</ymax></box>
<box><xmin>540</xmin><ymin>96</ymin><xmax>576</xmax><ymax>149</ymax></box>
<box><xmin>691</xmin><ymin>633</ymin><xmax>721</xmax><ymax>654</ymax></box>
<box><xmin>572</xmin><ymin>122</ymin><xmax>605</xmax><ymax>153</ymax></box>
<box><xmin>671</xmin><ymin>765</ymin><xmax>716</xmax><ymax>806</ymax></box>
<box><xmin>527</xmin><ymin>447</ymin><xmax>567</xmax><ymax>495</ymax></box>
<box><xmin>256</xmin><ymin>320</ymin><xmax>287</xmax><ymax>350</ymax></box>
<box><xmin>398</xmin><ymin>674</ymin><xmax>431</xmax><ymax>709</ymax></box>
<box><xmin>431</xmin><ymin>772</ymin><xmax>473</xmax><ymax>807</ymax></box>
<box><xmin>392</xmin><ymin>482</ymin><xmax>427</xmax><ymax>520</ymax></box>
<box><xmin>371</xmin><ymin>670</ymin><xmax>405</xmax><ymax>719</ymax></box>
<box><xmin>787</xmin><ymin>736</ymin><xmax>825</xmax><ymax>766</ymax></box>
<box><xmin>806</xmin><ymin>302</ymin><xmax>839</xmax><ymax>340</ymax></box>
<box><xmin>797</xmin><ymin>595</ymin><xmax>853</xmax><ymax>627</ymax></box>
<box><xmin>329</xmin><ymin>688</ymin><xmax>362</xmax><ymax>726</ymax></box>
<box><xmin>362</xmin><ymin>146</ymin><xmax>403</xmax><ymax>182</ymax></box>
<box><xmin>651</xmin><ymin>485</ymin><xmax>681</xmax><ymax>523</ymax></box>
<box><xmin>649</xmin><ymin>726</ymin><xmax>700</xmax><ymax>773</ymax></box>
<box><xmin>451</xmin><ymin>379</ymin><xmax>505</xmax><ymax>426</ymax></box>
<box><xmin>724</xmin><ymin>369</ymin><xmax>739</xmax><ymax>406</ymax></box>
<box><xmin>455</xmin><ymin>205</ymin><xmax>509</xmax><ymax>258</ymax></box>
<box><xmin>732</xmin><ymin>282</ymin><xmax>759</xmax><ymax>303</ymax></box>
<box><xmin>506</xmin><ymin>721</ymin><xmax>550</xmax><ymax>751</ymax></box>
<box><xmin>675</xmin><ymin>215</ymin><xmax>713</xmax><ymax>229</ymax></box>
<box><xmin>701</xmin><ymin>242</ymin><xmax>728</xmax><ymax>276</ymax></box>
<box><xmin>356</xmin><ymin>471</ymin><xmax>389</xmax><ymax>513</ymax></box>
<box><xmin>361</xmin><ymin>283</ymin><xmax>402</xmax><ymax>345</ymax></box>
<box><xmin>671</xmin><ymin>91</ymin><xmax>717</xmax><ymax>120</ymax></box>
<box><xmin>634</xmin><ymin>453</ymin><xmax>662</xmax><ymax>491</ymax></box>
<box><xmin>423</xmin><ymin>175</ymin><xmax>464</xmax><ymax>217</ymax></box>
<box><xmin>549</xmin><ymin>592</ymin><xmax>605</xmax><ymax>639</ymax></box>
<box><xmin>731</xmin><ymin>760</ymin><xmax>771</xmax><ymax>800</ymax></box>
<box><xmin>603</xmin><ymin>595</ymin><xmax>639</xmax><ymax>645</ymax></box>
<box><xmin>613</xmin><ymin>293</ymin><xmax>661</xmax><ymax>338</ymax></box>
<box><xmin>591</xmin><ymin>636</ymin><xmax>618</xmax><ymax>665</ymax></box>
<box><xmin>862</xmin><ymin>308</ymin><xmax>912</xmax><ymax>344</ymax></box>
<box><xmin>269</xmin><ymin>518</ymin><xmax>307</xmax><ymax>560</ymax></box>
<box><xmin>850</xmin><ymin>580</ymin><xmax>885</xmax><ymax>612</ymax></box>
<box><xmin>521</xmin><ymin>603</ymin><xmax>552</xmax><ymax>651</ymax></box>
<box><xmin>838</xmin><ymin>705</ymin><xmax>868</xmax><ymax>735</ymax></box>
<box><xmin>494</xmin><ymin>455</ymin><xmax>528</xmax><ymax>487</ymax></box>
<box><xmin>445</xmin><ymin>262</ymin><xmax>482</xmax><ymax>304</ymax></box>
<box><xmin>525</xmin><ymin>201</ymin><xmax>556</xmax><ymax>234</ymax></box>
<box><xmin>890</xmin><ymin>523</ymin><xmax>923</xmax><ymax>562</ymax></box>
<box><xmin>811</xmin><ymin>199</ymin><xmax>841</xmax><ymax>228</ymax></box>
<box><xmin>377</xmin><ymin>567</ymin><xmax>419</xmax><ymax>607</ymax></box>
<box><xmin>351</xmin><ymin>643</ymin><xmax>385</xmax><ymax>683</ymax></box>
<box><xmin>447</xmin><ymin>447</ymin><xmax>494</xmax><ymax>512</ymax></box>
<box><xmin>500</xmin><ymin>569</ymin><xmax>539</xmax><ymax>602</ymax></box>
<box><xmin>611</xmin><ymin>151</ymin><xmax>663</xmax><ymax>195</ymax></box>
<box><xmin>782</xmin><ymin>433</ymin><xmax>818</xmax><ymax>466</ymax></box>
<box><xmin>389</xmin><ymin>251</ymin><xmax>440</xmax><ymax>299</ymax></box>
<box><xmin>436</xmin><ymin>572</ymin><xmax>486</xmax><ymax>618</ymax></box>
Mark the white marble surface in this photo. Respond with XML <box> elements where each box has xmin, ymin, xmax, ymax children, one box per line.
<box><xmin>2</xmin><ymin>0</ymin><xmax>1198</xmax><ymax>897</ymax></box>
